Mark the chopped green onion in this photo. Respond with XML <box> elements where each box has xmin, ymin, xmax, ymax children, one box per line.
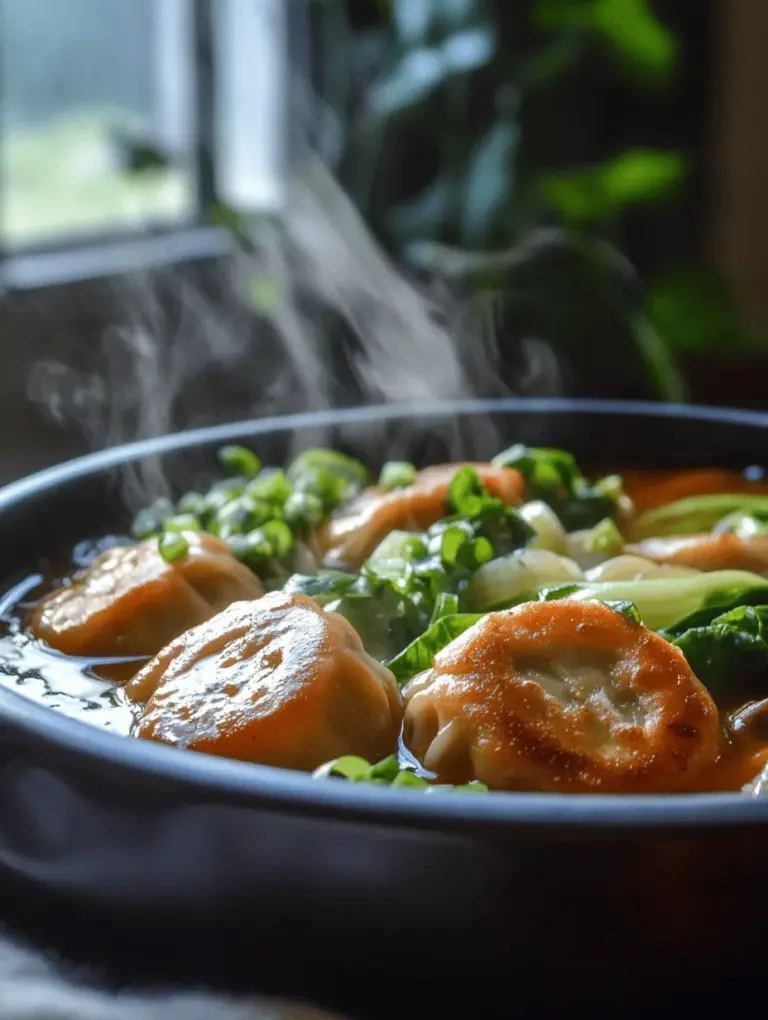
<box><xmin>448</xmin><ymin>466</ymin><xmax>492</xmax><ymax>518</ymax></box>
<box><xmin>260</xmin><ymin>519</ymin><xmax>295</xmax><ymax>559</ymax></box>
<box><xmin>595</xmin><ymin>475</ymin><xmax>625</xmax><ymax>501</ymax></box>
<box><xmin>204</xmin><ymin>482</ymin><xmax>247</xmax><ymax>514</ymax></box>
<box><xmin>391</xmin><ymin>771</ymin><xmax>429</xmax><ymax>788</ymax></box>
<box><xmin>370</xmin><ymin>531</ymin><xmax>427</xmax><ymax>562</ymax></box>
<box><xmin>312</xmin><ymin>754</ymin><xmax>488</xmax><ymax>792</ymax></box>
<box><xmin>366</xmin><ymin>755</ymin><xmax>402</xmax><ymax>782</ymax></box>
<box><xmin>492</xmin><ymin>444</ymin><xmax>578</xmax><ymax>492</ymax></box>
<box><xmin>284</xmin><ymin>492</ymin><xmax>325</xmax><ymax>531</ymax></box>
<box><xmin>292</xmin><ymin>468</ymin><xmax>349</xmax><ymax>511</ymax></box>
<box><xmin>471</xmin><ymin>536</ymin><xmax>495</xmax><ymax>567</ymax></box>
<box><xmin>217</xmin><ymin>445</ymin><xmax>262</xmax><ymax>479</ymax></box>
<box><xmin>440</xmin><ymin>526</ymin><xmax>469</xmax><ymax>567</ymax></box>
<box><xmin>242</xmin><ymin>529</ymin><xmax>275</xmax><ymax>563</ymax></box>
<box><xmin>246</xmin><ymin>469</ymin><xmax>292</xmax><ymax>506</ymax></box>
<box><xmin>379</xmin><ymin>461</ymin><xmax>417</xmax><ymax>490</ymax></box>
<box><xmin>313</xmin><ymin>756</ymin><xmax>372</xmax><ymax>781</ymax></box>
<box><xmin>215</xmin><ymin>495</ymin><xmax>273</xmax><ymax>534</ymax></box>
<box><xmin>176</xmin><ymin>492</ymin><xmax>207</xmax><ymax>516</ymax></box>
<box><xmin>158</xmin><ymin>532</ymin><xmax>190</xmax><ymax>563</ymax></box>
<box><xmin>288</xmin><ymin>448</ymin><xmax>370</xmax><ymax>489</ymax></box>
<box><xmin>162</xmin><ymin>513</ymin><xmax>201</xmax><ymax>533</ymax></box>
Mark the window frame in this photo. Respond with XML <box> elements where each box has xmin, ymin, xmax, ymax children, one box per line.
<box><xmin>0</xmin><ymin>0</ymin><xmax>305</xmax><ymax>294</ymax></box>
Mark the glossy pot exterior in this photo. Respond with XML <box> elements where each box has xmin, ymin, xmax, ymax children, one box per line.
<box><xmin>0</xmin><ymin>399</ymin><xmax>766</xmax><ymax>1018</ymax></box>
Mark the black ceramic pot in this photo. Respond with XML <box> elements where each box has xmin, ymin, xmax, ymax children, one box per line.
<box><xmin>0</xmin><ymin>398</ymin><xmax>766</xmax><ymax>1020</ymax></box>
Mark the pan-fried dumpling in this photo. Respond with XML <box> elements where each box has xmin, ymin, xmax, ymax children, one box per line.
<box><xmin>403</xmin><ymin>599</ymin><xmax>720</xmax><ymax>793</ymax></box>
<box><xmin>127</xmin><ymin>591</ymin><xmax>402</xmax><ymax>772</ymax></box>
<box><xmin>626</xmin><ymin>533</ymin><xmax>768</xmax><ymax>575</ymax></box>
<box><xmin>29</xmin><ymin>532</ymin><xmax>263</xmax><ymax>660</ymax></box>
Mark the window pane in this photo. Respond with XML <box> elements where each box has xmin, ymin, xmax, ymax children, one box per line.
<box><xmin>0</xmin><ymin>0</ymin><xmax>196</xmax><ymax>247</ymax></box>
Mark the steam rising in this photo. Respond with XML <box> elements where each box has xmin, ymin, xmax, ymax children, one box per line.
<box><xmin>27</xmin><ymin>146</ymin><xmax>561</xmax><ymax>510</ymax></box>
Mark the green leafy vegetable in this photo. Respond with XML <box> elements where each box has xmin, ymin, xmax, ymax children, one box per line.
<box><xmin>491</xmin><ymin>444</ymin><xmax>624</xmax><ymax>530</ymax></box>
<box><xmin>540</xmin><ymin>583</ymin><xmax>582</xmax><ymax>601</ymax></box>
<box><xmin>465</xmin><ymin>549</ymin><xmax>583</xmax><ymax>611</ymax></box>
<box><xmin>630</xmin><ymin>494</ymin><xmax>768</xmax><ymax>540</ymax></box>
<box><xmin>603</xmin><ymin>600</ymin><xmax>642</xmax><ymax>625</ymax></box>
<box><xmin>282</xmin><ymin>570</ymin><xmax>359</xmax><ymax>604</ymax></box>
<box><xmin>430</xmin><ymin>591</ymin><xmax>460</xmax><ymax>623</ymax></box>
<box><xmin>584</xmin><ymin>517</ymin><xmax>624</xmax><ymax>556</ymax></box>
<box><xmin>659</xmin><ymin>586</ymin><xmax>768</xmax><ymax>639</ymax></box>
<box><xmin>668</xmin><ymin>605</ymin><xmax>768</xmax><ymax>698</ymax></box>
<box><xmin>518</xmin><ymin>500</ymin><xmax>567</xmax><ymax>553</ymax></box>
<box><xmin>386</xmin><ymin>613</ymin><xmax>483</xmax><ymax>684</ymax></box>
<box><xmin>537</xmin><ymin>570</ymin><xmax>768</xmax><ymax>631</ymax></box>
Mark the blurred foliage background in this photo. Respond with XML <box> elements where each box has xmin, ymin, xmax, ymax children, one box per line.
<box><xmin>303</xmin><ymin>0</ymin><xmax>761</xmax><ymax>403</ymax></box>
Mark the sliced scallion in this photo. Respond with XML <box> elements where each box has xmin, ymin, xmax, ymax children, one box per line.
<box><xmin>158</xmin><ymin>532</ymin><xmax>190</xmax><ymax>563</ymax></box>
<box><xmin>379</xmin><ymin>461</ymin><xmax>416</xmax><ymax>490</ymax></box>
<box><xmin>217</xmin><ymin>445</ymin><xmax>262</xmax><ymax>479</ymax></box>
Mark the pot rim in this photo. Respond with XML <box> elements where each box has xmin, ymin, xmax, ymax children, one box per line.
<box><xmin>4</xmin><ymin>396</ymin><xmax>768</xmax><ymax>834</ymax></box>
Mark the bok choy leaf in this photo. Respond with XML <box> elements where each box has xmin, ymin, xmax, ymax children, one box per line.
<box><xmin>386</xmin><ymin>613</ymin><xmax>483</xmax><ymax>684</ymax></box>
<box><xmin>667</xmin><ymin>605</ymin><xmax>768</xmax><ymax>698</ymax></box>
<box><xmin>538</xmin><ymin>570</ymin><xmax>768</xmax><ymax>631</ymax></box>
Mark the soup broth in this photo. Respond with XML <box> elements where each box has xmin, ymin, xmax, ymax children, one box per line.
<box><xmin>3</xmin><ymin>448</ymin><xmax>768</xmax><ymax>797</ymax></box>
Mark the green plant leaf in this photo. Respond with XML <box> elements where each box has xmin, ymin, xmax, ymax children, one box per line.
<box><xmin>667</xmin><ymin>605</ymin><xmax>768</xmax><ymax>699</ymax></box>
<box><xmin>645</xmin><ymin>266</ymin><xmax>759</xmax><ymax>355</ymax></box>
<box><xmin>534</xmin><ymin>0</ymin><xmax>677</xmax><ymax>87</ymax></box>
<box><xmin>543</xmin><ymin>149</ymin><xmax>688</xmax><ymax>227</ymax></box>
<box><xmin>591</xmin><ymin>0</ymin><xmax>677</xmax><ymax>86</ymax></box>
